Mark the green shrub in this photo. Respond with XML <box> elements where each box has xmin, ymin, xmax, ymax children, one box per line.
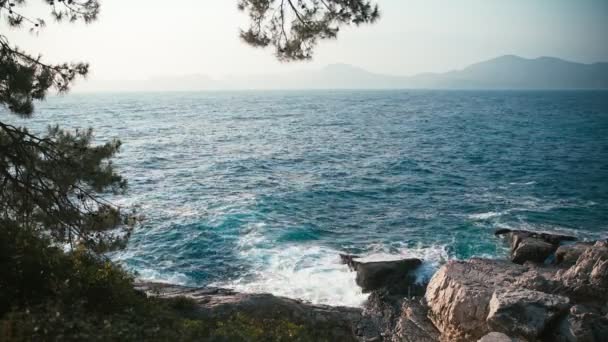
<box><xmin>0</xmin><ymin>222</ymin><xmax>323</xmax><ymax>341</ymax></box>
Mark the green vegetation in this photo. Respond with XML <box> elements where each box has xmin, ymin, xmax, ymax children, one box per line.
<box><xmin>0</xmin><ymin>222</ymin><xmax>323</xmax><ymax>341</ymax></box>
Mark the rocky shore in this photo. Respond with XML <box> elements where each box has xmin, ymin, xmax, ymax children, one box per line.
<box><xmin>137</xmin><ymin>229</ymin><xmax>608</xmax><ymax>341</ymax></box>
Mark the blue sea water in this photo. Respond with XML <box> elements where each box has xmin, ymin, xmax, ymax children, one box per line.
<box><xmin>4</xmin><ymin>90</ymin><xmax>608</xmax><ymax>306</ymax></box>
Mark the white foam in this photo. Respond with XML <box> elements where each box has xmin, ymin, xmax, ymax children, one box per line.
<box><xmin>508</xmin><ymin>181</ymin><xmax>537</xmax><ymax>186</ymax></box>
<box><xmin>215</xmin><ymin>227</ymin><xmax>450</xmax><ymax>307</ymax></box>
<box><xmin>216</xmin><ymin>244</ymin><xmax>368</xmax><ymax>307</ymax></box>
<box><xmin>135</xmin><ymin>268</ymin><xmax>191</xmax><ymax>286</ymax></box>
<box><xmin>468</xmin><ymin>211</ymin><xmax>508</xmax><ymax>220</ymax></box>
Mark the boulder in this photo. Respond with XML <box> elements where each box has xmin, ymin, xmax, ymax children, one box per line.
<box><xmin>486</xmin><ymin>289</ymin><xmax>570</xmax><ymax>340</ymax></box>
<box><xmin>552</xmin><ymin>305</ymin><xmax>608</xmax><ymax>342</ymax></box>
<box><xmin>363</xmin><ymin>292</ymin><xmax>439</xmax><ymax>342</ymax></box>
<box><xmin>477</xmin><ymin>332</ymin><xmax>517</xmax><ymax>342</ymax></box>
<box><xmin>495</xmin><ymin>229</ymin><xmax>576</xmax><ymax>264</ymax></box>
<box><xmin>554</xmin><ymin>243</ymin><xmax>592</xmax><ymax>267</ymax></box>
<box><xmin>393</xmin><ymin>299</ymin><xmax>440</xmax><ymax>342</ymax></box>
<box><xmin>355</xmin><ymin>258</ymin><xmax>422</xmax><ymax>294</ymax></box>
<box><xmin>511</xmin><ymin>238</ymin><xmax>555</xmax><ymax>264</ymax></box>
<box><xmin>425</xmin><ymin>259</ymin><xmax>528</xmax><ymax>341</ymax></box>
<box><xmin>555</xmin><ymin>241</ymin><xmax>608</xmax><ymax>301</ymax></box>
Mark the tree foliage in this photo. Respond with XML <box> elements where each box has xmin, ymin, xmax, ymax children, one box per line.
<box><xmin>238</xmin><ymin>0</ymin><xmax>380</xmax><ymax>61</ymax></box>
<box><xmin>0</xmin><ymin>1</ymin><xmax>135</xmax><ymax>252</ymax></box>
<box><xmin>0</xmin><ymin>122</ymin><xmax>132</xmax><ymax>252</ymax></box>
<box><xmin>0</xmin><ymin>0</ymin><xmax>98</xmax><ymax>116</ymax></box>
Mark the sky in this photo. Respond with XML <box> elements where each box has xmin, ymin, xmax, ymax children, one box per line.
<box><xmin>3</xmin><ymin>0</ymin><xmax>608</xmax><ymax>81</ymax></box>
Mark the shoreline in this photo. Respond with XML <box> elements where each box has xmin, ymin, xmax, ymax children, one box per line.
<box><xmin>138</xmin><ymin>229</ymin><xmax>608</xmax><ymax>341</ymax></box>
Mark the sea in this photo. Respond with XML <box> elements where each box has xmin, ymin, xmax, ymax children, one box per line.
<box><xmin>4</xmin><ymin>90</ymin><xmax>608</xmax><ymax>307</ymax></box>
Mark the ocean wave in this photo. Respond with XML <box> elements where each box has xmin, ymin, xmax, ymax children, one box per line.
<box><xmin>214</xmin><ymin>244</ymin><xmax>368</xmax><ymax>307</ymax></box>
<box><xmin>215</xmin><ymin>228</ymin><xmax>450</xmax><ymax>307</ymax></box>
<box><xmin>468</xmin><ymin>211</ymin><xmax>509</xmax><ymax>220</ymax></box>
<box><xmin>134</xmin><ymin>268</ymin><xmax>191</xmax><ymax>286</ymax></box>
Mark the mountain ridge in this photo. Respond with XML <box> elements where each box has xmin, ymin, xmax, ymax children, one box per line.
<box><xmin>75</xmin><ymin>55</ymin><xmax>608</xmax><ymax>92</ymax></box>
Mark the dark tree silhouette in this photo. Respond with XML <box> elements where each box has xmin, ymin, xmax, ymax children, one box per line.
<box><xmin>0</xmin><ymin>0</ymin><xmax>130</xmax><ymax>252</ymax></box>
<box><xmin>238</xmin><ymin>0</ymin><xmax>380</xmax><ymax>61</ymax></box>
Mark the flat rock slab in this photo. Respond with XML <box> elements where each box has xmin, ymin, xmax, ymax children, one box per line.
<box><xmin>136</xmin><ymin>282</ymin><xmax>369</xmax><ymax>341</ymax></box>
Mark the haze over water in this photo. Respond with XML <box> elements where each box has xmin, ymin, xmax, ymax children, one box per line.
<box><xmin>7</xmin><ymin>90</ymin><xmax>608</xmax><ymax>306</ymax></box>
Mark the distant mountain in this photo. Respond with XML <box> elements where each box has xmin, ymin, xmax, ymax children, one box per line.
<box><xmin>410</xmin><ymin>55</ymin><xmax>608</xmax><ymax>89</ymax></box>
<box><xmin>75</xmin><ymin>55</ymin><xmax>608</xmax><ymax>92</ymax></box>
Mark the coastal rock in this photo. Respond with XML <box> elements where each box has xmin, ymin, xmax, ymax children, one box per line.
<box><xmin>340</xmin><ymin>253</ymin><xmax>361</xmax><ymax>271</ymax></box>
<box><xmin>555</xmin><ymin>241</ymin><xmax>608</xmax><ymax>301</ymax></box>
<box><xmin>393</xmin><ymin>298</ymin><xmax>440</xmax><ymax>342</ymax></box>
<box><xmin>552</xmin><ymin>304</ymin><xmax>608</xmax><ymax>342</ymax></box>
<box><xmin>136</xmin><ymin>282</ymin><xmax>370</xmax><ymax>341</ymax></box>
<box><xmin>362</xmin><ymin>292</ymin><xmax>439</xmax><ymax>342</ymax></box>
<box><xmin>477</xmin><ymin>332</ymin><xmax>517</xmax><ymax>342</ymax></box>
<box><xmin>425</xmin><ymin>259</ymin><xmax>527</xmax><ymax>341</ymax></box>
<box><xmin>495</xmin><ymin>229</ymin><xmax>576</xmax><ymax>264</ymax></box>
<box><xmin>512</xmin><ymin>238</ymin><xmax>555</xmax><ymax>264</ymax></box>
<box><xmin>554</xmin><ymin>243</ymin><xmax>592</xmax><ymax>267</ymax></box>
<box><xmin>354</xmin><ymin>258</ymin><xmax>422</xmax><ymax>294</ymax></box>
<box><xmin>486</xmin><ymin>289</ymin><xmax>570</xmax><ymax>340</ymax></box>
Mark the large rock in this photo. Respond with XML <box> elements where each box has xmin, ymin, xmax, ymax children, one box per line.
<box><xmin>354</xmin><ymin>258</ymin><xmax>422</xmax><ymax>294</ymax></box>
<box><xmin>425</xmin><ymin>259</ymin><xmax>528</xmax><ymax>341</ymax></box>
<box><xmin>555</xmin><ymin>241</ymin><xmax>608</xmax><ymax>301</ymax></box>
<box><xmin>554</xmin><ymin>243</ymin><xmax>592</xmax><ymax>267</ymax></box>
<box><xmin>552</xmin><ymin>304</ymin><xmax>608</xmax><ymax>342</ymax></box>
<box><xmin>363</xmin><ymin>292</ymin><xmax>439</xmax><ymax>342</ymax></box>
<box><xmin>495</xmin><ymin>229</ymin><xmax>576</xmax><ymax>265</ymax></box>
<box><xmin>393</xmin><ymin>299</ymin><xmax>440</xmax><ymax>342</ymax></box>
<box><xmin>487</xmin><ymin>289</ymin><xmax>570</xmax><ymax>340</ymax></box>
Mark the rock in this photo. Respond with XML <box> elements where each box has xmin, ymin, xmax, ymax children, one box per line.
<box><xmin>486</xmin><ymin>289</ymin><xmax>570</xmax><ymax>340</ymax></box>
<box><xmin>477</xmin><ymin>332</ymin><xmax>517</xmax><ymax>342</ymax></box>
<box><xmin>556</xmin><ymin>241</ymin><xmax>608</xmax><ymax>301</ymax></box>
<box><xmin>362</xmin><ymin>292</ymin><xmax>439</xmax><ymax>342</ymax></box>
<box><xmin>494</xmin><ymin>229</ymin><xmax>576</xmax><ymax>245</ymax></box>
<box><xmin>425</xmin><ymin>259</ymin><xmax>528</xmax><ymax>341</ymax></box>
<box><xmin>552</xmin><ymin>305</ymin><xmax>608</xmax><ymax>342</ymax></box>
<box><xmin>340</xmin><ymin>253</ymin><xmax>361</xmax><ymax>271</ymax></box>
<box><xmin>495</xmin><ymin>229</ymin><xmax>576</xmax><ymax>264</ymax></box>
<box><xmin>135</xmin><ymin>282</ymin><xmax>370</xmax><ymax>341</ymax></box>
<box><xmin>355</xmin><ymin>258</ymin><xmax>422</xmax><ymax>294</ymax></box>
<box><xmin>555</xmin><ymin>243</ymin><xmax>592</xmax><ymax>267</ymax></box>
<box><xmin>393</xmin><ymin>298</ymin><xmax>440</xmax><ymax>342</ymax></box>
<box><xmin>512</xmin><ymin>238</ymin><xmax>555</xmax><ymax>264</ymax></box>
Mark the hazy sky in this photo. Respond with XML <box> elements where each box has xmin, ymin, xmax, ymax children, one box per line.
<box><xmin>4</xmin><ymin>0</ymin><xmax>608</xmax><ymax>81</ymax></box>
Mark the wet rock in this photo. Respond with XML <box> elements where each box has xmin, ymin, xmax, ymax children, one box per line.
<box><xmin>425</xmin><ymin>259</ymin><xmax>528</xmax><ymax>341</ymax></box>
<box><xmin>552</xmin><ymin>304</ymin><xmax>608</xmax><ymax>342</ymax></box>
<box><xmin>355</xmin><ymin>258</ymin><xmax>422</xmax><ymax>294</ymax></box>
<box><xmin>495</xmin><ymin>229</ymin><xmax>576</xmax><ymax>264</ymax></box>
<box><xmin>340</xmin><ymin>253</ymin><xmax>361</xmax><ymax>271</ymax></box>
<box><xmin>486</xmin><ymin>288</ymin><xmax>570</xmax><ymax>340</ymax></box>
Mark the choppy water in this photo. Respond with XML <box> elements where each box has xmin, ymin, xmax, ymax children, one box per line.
<box><xmin>4</xmin><ymin>90</ymin><xmax>608</xmax><ymax>307</ymax></box>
